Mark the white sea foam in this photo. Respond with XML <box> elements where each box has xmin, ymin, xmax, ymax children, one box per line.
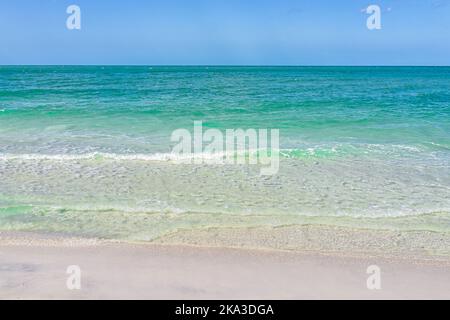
<box><xmin>0</xmin><ymin>143</ymin><xmax>428</xmax><ymax>163</ymax></box>
<box><xmin>0</xmin><ymin>149</ymin><xmax>277</xmax><ymax>162</ymax></box>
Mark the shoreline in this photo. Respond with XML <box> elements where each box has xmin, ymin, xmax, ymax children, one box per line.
<box><xmin>2</xmin><ymin>222</ymin><xmax>450</xmax><ymax>260</ymax></box>
<box><xmin>153</xmin><ymin>224</ymin><xmax>450</xmax><ymax>261</ymax></box>
<box><xmin>1</xmin><ymin>229</ymin><xmax>449</xmax><ymax>299</ymax></box>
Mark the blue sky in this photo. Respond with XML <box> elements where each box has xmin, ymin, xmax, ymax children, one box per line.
<box><xmin>0</xmin><ymin>0</ymin><xmax>449</xmax><ymax>65</ymax></box>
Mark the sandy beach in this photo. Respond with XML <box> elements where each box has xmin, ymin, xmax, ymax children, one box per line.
<box><xmin>1</xmin><ymin>230</ymin><xmax>449</xmax><ymax>300</ymax></box>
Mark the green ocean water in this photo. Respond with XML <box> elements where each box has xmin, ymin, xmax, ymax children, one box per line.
<box><xmin>0</xmin><ymin>66</ymin><xmax>449</xmax><ymax>239</ymax></box>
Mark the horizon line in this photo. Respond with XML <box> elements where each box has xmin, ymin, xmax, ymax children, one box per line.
<box><xmin>1</xmin><ymin>64</ymin><xmax>450</xmax><ymax>67</ymax></box>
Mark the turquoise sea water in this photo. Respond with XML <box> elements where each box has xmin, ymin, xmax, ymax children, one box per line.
<box><xmin>0</xmin><ymin>66</ymin><xmax>449</xmax><ymax>239</ymax></box>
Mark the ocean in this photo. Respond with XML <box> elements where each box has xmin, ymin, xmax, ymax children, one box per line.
<box><xmin>0</xmin><ymin>66</ymin><xmax>449</xmax><ymax>240</ymax></box>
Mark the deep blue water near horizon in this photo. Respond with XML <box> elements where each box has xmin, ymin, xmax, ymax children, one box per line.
<box><xmin>1</xmin><ymin>66</ymin><xmax>449</xmax><ymax>153</ymax></box>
